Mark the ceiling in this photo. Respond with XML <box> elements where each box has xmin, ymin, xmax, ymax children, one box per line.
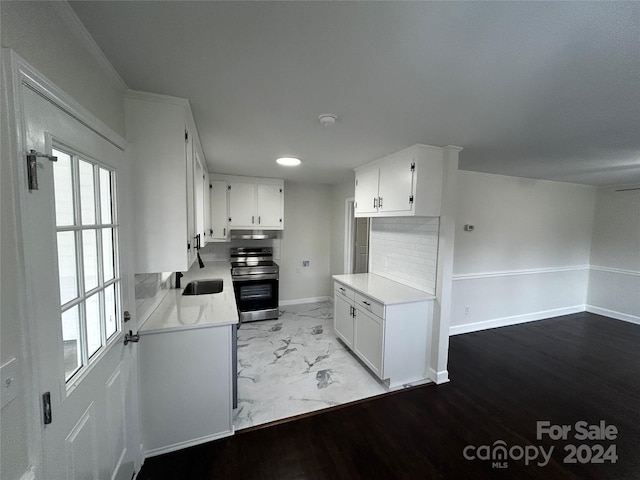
<box><xmin>69</xmin><ymin>1</ymin><xmax>640</xmax><ymax>186</ymax></box>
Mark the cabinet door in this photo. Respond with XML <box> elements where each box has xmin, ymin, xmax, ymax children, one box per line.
<box><xmin>203</xmin><ymin>172</ymin><xmax>211</xmax><ymax>241</ymax></box>
<box><xmin>334</xmin><ymin>293</ymin><xmax>354</xmax><ymax>348</ymax></box>
<box><xmin>378</xmin><ymin>153</ymin><xmax>414</xmax><ymax>214</ymax></box>
<box><xmin>210</xmin><ymin>180</ymin><xmax>228</xmax><ymax>240</ymax></box>
<box><xmin>185</xmin><ymin>124</ymin><xmax>196</xmax><ymax>265</ymax></box>
<box><xmin>228</xmin><ymin>182</ymin><xmax>256</xmax><ymax>227</ymax></box>
<box><xmin>194</xmin><ymin>155</ymin><xmax>206</xmax><ymax>239</ymax></box>
<box><xmin>354</xmin><ymin>167</ymin><xmax>380</xmax><ymax>216</ymax></box>
<box><xmin>354</xmin><ymin>308</ymin><xmax>383</xmax><ymax>377</ymax></box>
<box><xmin>256</xmin><ymin>183</ymin><xmax>283</xmax><ymax>228</ymax></box>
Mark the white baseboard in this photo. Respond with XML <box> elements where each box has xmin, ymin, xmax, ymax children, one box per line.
<box><xmin>449</xmin><ymin>305</ymin><xmax>585</xmax><ymax>336</ymax></box>
<box><xmin>279</xmin><ymin>296</ymin><xmax>331</xmax><ymax>306</ymax></box>
<box><xmin>144</xmin><ymin>429</ymin><xmax>234</xmax><ymax>459</ymax></box>
<box><xmin>586</xmin><ymin>305</ymin><xmax>640</xmax><ymax>325</ymax></box>
<box><xmin>428</xmin><ymin>367</ymin><xmax>450</xmax><ymax>384</ymax></box>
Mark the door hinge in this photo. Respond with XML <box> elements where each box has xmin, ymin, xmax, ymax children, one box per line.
<box><xmin>42</xmin><ymin>392</ymin><xmax>52</xmax><ymax>425</ymax></box>
<box><xmin>209</xmin><ymin>183</ymin><xmax>212</xmax><ymax>189</ymax></box>
<box><xmin>410</xmin><ymin>162</ymin><xmax>415</xmax><ymax>172</ymax></box>
<box><xmin>187</xmin><ymin>242</ymin><xmax>191</xmax><ymax>250</ymax></box>
<box><xmin>26</xmin><ymin>150</ymin><xmax>58</xmax><ymax>191</ymax></box>
<box><xmin>279</xmin><ymin>188</ymin><xmax>283</xmax><ymax>193</ymax></box>
<box><xmin>409</xmin><ymin>195</ymin><xmax>414</xmax><ymax>204</ymax></box>
<box><xmin>228</xmin><ymin>185</ymin><xmax>231</xmax><ymax>190</ymax></box>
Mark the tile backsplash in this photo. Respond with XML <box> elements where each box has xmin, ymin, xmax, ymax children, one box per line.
<box><xmin>369</xmin><ymin>217</ymin><xmax>439</xmax><ymax>294</ymax></box>
<box><xmin>200</xmin><ymin>238</ymin><xmax>281</xmax><ymax>261</ymax></box>
<box><xmin>135</xmin><ymin>272</ymin><xmax>173</xmax><ymax>322</ymax></box>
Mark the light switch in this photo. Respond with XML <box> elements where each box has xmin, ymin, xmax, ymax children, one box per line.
<box><xmin>1</xmin><ymin>357</ymin><xmax>20</xmax><ymax>409</ymax></box>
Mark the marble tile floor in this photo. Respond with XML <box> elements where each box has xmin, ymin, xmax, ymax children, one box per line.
<box><xmin>233</xmin><ymin>301</ymin><xmax>388</xmax><ymax>431</ymax></box>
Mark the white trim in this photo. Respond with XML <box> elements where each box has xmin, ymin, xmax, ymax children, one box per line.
<box><xmin>9</xmin><ymin>51</ymin><xmax>126</xmax><ymax>150</ymax></box>
<box><xmin>586</xmin><ymin>305</ymin><xmax>640</xmax><ymax>325</ymax></box>
<box><xmin>124</xmin><ymin>88</ymin><xmax>190</xmax><ymax>107</ymax></box>
<box><xmin>344</xmin><ymin>197</ymin><xmax>355</xmax><ymax>274</ymax></box>
<box><xmin>280</xmin><ymin>296</ymin><xmax>331</xmax><ymax>306</ymax></box>
<box><xmin>52</xmin><ymin>2</ymin><xmax>128</xmax><ymax>91</ymax></box>
<box><xmin>143</xmin><ymin>430</ymin><xmax>233</xmax><ymax>459</ymax></box>
<box><xmin>449</xmin><ymin>305</ymin><xmax>586</xmax><ymax>336</ymax></box>
<box><xmin>428</xmin><ymin>367</ymin><xmax>450</xmax><ymax>385</ymax></box>
<box><xmin>452</xmin><ymin>265</ymin><xmax>589</xmax><ymax>281</ymax></box>
<box><xmin>19</xmin><ymin>467</ymin><xmax>36</xmax><ymax>480</ymax></box>
<box><xmin>589</xmin><ymin>265</ymin><xmax>640</xmax><ymax>277</ymax></box>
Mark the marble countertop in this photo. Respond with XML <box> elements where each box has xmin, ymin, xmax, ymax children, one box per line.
<box><xmin>140</xmin><ymin>261</ymin><xmax>239</xmax><ymax>335</ymax></box>
<box><xmin>332</xmin><ymin>273</ymin><xmax>435</xmax><ymax>305</ymax></box>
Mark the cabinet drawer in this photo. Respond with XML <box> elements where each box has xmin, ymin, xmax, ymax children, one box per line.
<box><xmin>354</xmin><ymin>292</ymin><xmax>384</xmax><ymax>319</ymax></box>
<box><xmin>334</xmin><ymin>282</ymin><xmax>355</xmax><ymax>301</ymax></box>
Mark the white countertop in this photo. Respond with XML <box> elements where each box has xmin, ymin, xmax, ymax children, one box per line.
<box><xmin>332</xmin><ymin>273</ymin><xmax>435</xmax><ymax>305</ymax></box>
<box><xmin>140</xmin><ymin>261</ymin><xmax>239</xmax><ymax>334</ymax></box>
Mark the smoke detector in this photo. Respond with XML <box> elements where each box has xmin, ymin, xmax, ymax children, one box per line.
<box><xmin>318</xmin><ymin>113</ymin><xmax>337</xmax><ymax>127</ymax></box>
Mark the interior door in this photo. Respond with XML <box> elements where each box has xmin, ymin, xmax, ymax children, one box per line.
<box><xmin>353</xmin><ymin>217</ymin><xmax>370</xmax><ymax>273</ymax></box>
<box><xmin>21</xmin><ymin>85</ymin><xmax>138</xmax><ymax>480</ymax></box>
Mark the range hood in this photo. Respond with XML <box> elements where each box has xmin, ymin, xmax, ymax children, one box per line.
<box><xmin>229</xmin><ymin>229</ymin><xmax>280</xmax><ymax>240</ymax></box>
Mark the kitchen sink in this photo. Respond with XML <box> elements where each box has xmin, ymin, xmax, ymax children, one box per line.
<box><xmin>182</xmin><ymin>279</ymin><xmax>224</xmax><ymax>295</ymax></box>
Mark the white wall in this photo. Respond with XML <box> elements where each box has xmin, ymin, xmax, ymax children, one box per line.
<box><xmin>450</xmin><ymin>171</ymin><xmax>597</xmax><ymax>334</ymax></box>
<box><xmin>279</xmin><ymin>182</ymin><xmax>332</xmax><ymax>303</ymax></box>
<box><xmin>1</xmin><ymin>1</ymin><xmax>126</xmax><ymax>136</ymax></box>
<box><xmin>330</xmin><ymin>180</ymin><xmax>355</xmax><ymax>277</ymax></box>
<box><xmin>1</xmin><ymin>3</ymin><xmax>127</xmax><ymax>479</ymax></box>
<box><xmin>587</xmin><ymin>187</ymin><xmax>640</xmax><ymax>323</ymax></box>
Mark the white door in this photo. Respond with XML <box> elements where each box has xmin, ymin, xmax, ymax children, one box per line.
<box><xmin>256</xmin><ymin>183</ymin><xmax>282</xmax><ymax>228</ymax></box>
<box><xmin>210</xmin><ymin>180</ymin><xmax>229</xmax><ymax>240</ymax></box>
<box><xmin>21</xmin><ymin>85</ymin><xmax>139</xmax><ymax>479</ymax></box>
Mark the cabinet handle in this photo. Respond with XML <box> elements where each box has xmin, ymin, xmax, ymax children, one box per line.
<box><xmin>258</xmin><ymin>216</ymin><xmax>261</xmax><ymax>224</ymax></box>
<box><xmin>223</xmin><ymin>228</ymin><xmax>226</xmax><ymax>237</ymax></box>
<box><xmin>252</xmin><ymin>216</ymin><xmax>255</xmax><ymax>224</ymax></box>
<box><xmin>373</xmin><ymin>198</ymin><xmax>377</xmax><ymax>209</ymax></box>
<box><xmin>378</xmin><ymin>197</ymin><xmax>383</xmax><ymax>209</ymax></box>
<box><xmin>362</xmin><ymin>301</ymin><xmax>371</xmax><ymax>306</ymax></box>
<box><xmin>339</xmin><ymin>287</ymin><xmax>346</xmax><ymax>292</ymax></box>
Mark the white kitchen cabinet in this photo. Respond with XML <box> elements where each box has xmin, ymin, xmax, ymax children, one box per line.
<box><xmin>138</xmin><ymin>324</ymin><xmax>233</xmax><ymax>456</ymax></box>
<box><xmin>209</xmin><ymin>179</ymin><xmax>229</xmax><ymax>240</ymax></box>
<box><xmin>354</xmin><ymin>144</ymin><xmax>445</xmax><ymax>218</ymax></box>
<box><xmin>334</xmin><ymin>284</ymin><xmax>356</xmax><ymax>348</ymax></box>
<box><xmin>333</xmin><ymin>275</ymin><xmax>434</xmax><ymax>388</ymax></box>
<box><xmin>125</xmin><ymin>90</ymin><xmax>206</xmax><ymax>273</ymax></box>
<box><xmin>227</xmin><ymin>178</ymin><xmax>284</xmax><ymax>230</ymax></box>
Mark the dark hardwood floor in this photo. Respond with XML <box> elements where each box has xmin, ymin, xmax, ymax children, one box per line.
<box><xmin>137</xmin><ymin>312</ymin><xmax>640</xmax><ymax>479</ymax></box>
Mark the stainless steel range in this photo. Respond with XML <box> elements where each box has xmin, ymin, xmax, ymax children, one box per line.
<box><xmin>230</xmin><ymin>247</ymin><xmax>279</xmax><ymax>322</ymax></box>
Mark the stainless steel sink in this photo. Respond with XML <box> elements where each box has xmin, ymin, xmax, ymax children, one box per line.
<box><xmin>182</xmin><ymin>279</ymin><xmax>224</xmax><ymax>295</ymax></box>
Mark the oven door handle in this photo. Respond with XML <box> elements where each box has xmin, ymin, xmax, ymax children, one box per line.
<box><xmin>232</xmin><ymin>274</ymin><xmax>279</xmax><ymax>282</ymax></box>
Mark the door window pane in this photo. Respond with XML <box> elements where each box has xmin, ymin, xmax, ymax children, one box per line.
<box><xmin>104</xmin><ymin>284</ymin><xmax>117</xmax><ymax>339</ymax></box>
<box><xmin>99</xmin><ymin>168</ymin><xmax>112</xmax><ymax>224</ymax></box>
<box><xmin>102</xmin><ymin>228</ymin><xmax>114</xmax><ymax>281</ymax></box>
<box><xmin>57</xmin><ymin>231</ymin><xmax>78</xmax><ymax>304</ymax></box>
<box><xmin>79</xmin><ymin>160</ymin><xmax>96</xmax><ymax>225</ymax></box>
<box><xmin>82</xmin><ymin>230</ymin><xmax>98</xmax><ymax>291</ymax></box>
<box><xmin>85</xmin><ymin>293</ymin><xmax>102</xmax><ymax>358</ymax></box>
<box><xmin>52</xmin><ymin>150</ymin><xmax>75</xmax><ymax>226</ymax></box>
<box><xmin>61</xmin><ymin>306</ymin><xmax>82</xmax><ymax>381</ymax></box>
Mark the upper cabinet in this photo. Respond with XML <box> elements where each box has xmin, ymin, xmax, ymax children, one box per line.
<box><xmin>354</xmin><ymin>144</ymin><xmax>446</xmax><ymax>218</ymax></box>
<box><xmin>125</xmin><ymin>90</ymin><xmax>206</xmax><ymax>273</ymax></box>
<box><xmin>227</xmin><ymin>178</ymin><xmax>284</xmax><ymax>230</ymax></box>
<box><xmin>209</xmin><ymin>179</ymin><xmax>229</xmax><ymax>241</ymax></box>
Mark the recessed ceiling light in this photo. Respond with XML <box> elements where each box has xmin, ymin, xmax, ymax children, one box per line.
<box><xmin>318</xmin><ymin>113</ymin><xmax>337</xmax><ymax>127</ymax></box>
<box><xmin>276</xmin><ymin>157</ymin><xmax>301</xmax><ymax>167</ymax></box>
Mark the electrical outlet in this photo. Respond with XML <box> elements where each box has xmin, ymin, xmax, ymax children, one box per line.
<box><xmin>301</xmin><ymin>260</ymin><xmax>310</xmax><ymax>268</ymax></box>
<box><xmin>464</xmin><ymin>305</ymin><xmax>470</xmax><ymax>315</ymax></box>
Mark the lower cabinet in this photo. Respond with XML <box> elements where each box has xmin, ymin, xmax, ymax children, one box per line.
<box><xmin>138</xmin><ymin>324</ymin><xmax>234</xmax><ymax>456</ymax></box>
<box><xmin>333</xmin><ymin>280</ymin><xmax>432</xmax><ymax>388</ymax></box>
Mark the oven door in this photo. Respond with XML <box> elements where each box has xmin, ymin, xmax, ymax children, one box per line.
<box><xmin>232</xmin><ymin>275</ymin><xmax>278</xmax><ymax>314</ymax></box>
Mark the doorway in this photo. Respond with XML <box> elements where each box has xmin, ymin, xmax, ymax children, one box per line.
<box><xmin>345</xmin><ymin>199</ymin><xmax>370</xmax><ymax>274</ymax></box>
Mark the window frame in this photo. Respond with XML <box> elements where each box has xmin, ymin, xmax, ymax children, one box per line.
<box><xmin>51</xmin><ymin>141</ymin><xmax>123</xmax><ymax>394</ymax></box>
